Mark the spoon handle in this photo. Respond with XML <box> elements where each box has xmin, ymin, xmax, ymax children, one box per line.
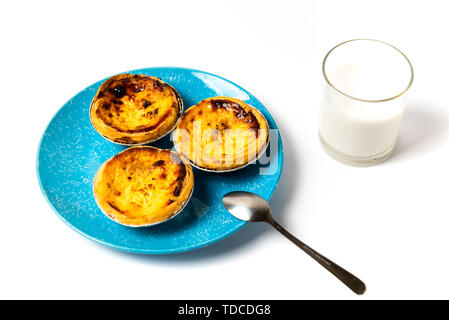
<box><xmin>268</xmin><ymin>218</ymin><xmax>366</xmax><ymax>295</ymax></box>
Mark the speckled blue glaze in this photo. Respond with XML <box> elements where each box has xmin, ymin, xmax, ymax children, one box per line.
<box><xmin>36</xmin><ymin>67</ymin><xmax>283</xmax><ymax>254</ymax></box>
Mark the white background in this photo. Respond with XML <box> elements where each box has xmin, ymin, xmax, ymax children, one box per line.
<box><xmin>1</xmin><ymin>0</ymin><xmax>448</xmax><ymax>299</ymax></box>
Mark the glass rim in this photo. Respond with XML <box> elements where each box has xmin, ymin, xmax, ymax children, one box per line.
<box><xmin>322</xmin><ymin>38</ymin><xmax>414</xmax><ymax>103</ymax></box>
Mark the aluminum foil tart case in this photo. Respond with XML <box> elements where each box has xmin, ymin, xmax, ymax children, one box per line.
<box><xmin>93</xmin><ymin>146</ymin><xmax>194</xmax><ymax>227</ymax></box>
<box><xmin>173</xmin><ymin>96</ymin><xmax>270</xmax><ymax>172</ymax></box>
<box><xmin>90</xmin><ymin>73</ymin><xmax>183</xmax><ymax>146</ymax></box>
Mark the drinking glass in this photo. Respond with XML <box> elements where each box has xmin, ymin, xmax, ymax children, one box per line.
<box><xmin>319</xmin><ymin>39</ymin><xmax>414</xmax><ymax>166</ymax></box>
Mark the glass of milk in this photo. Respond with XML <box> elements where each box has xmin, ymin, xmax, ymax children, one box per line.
<box><xmin>319</xmin><ymin>39</ymin><xmax>414</xmax><ymax>166</ymax></box>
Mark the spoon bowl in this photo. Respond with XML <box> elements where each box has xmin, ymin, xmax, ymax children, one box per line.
<box><xmin>222</xmin><ymin>191</ymin><xmax>272</xmax><ymax>222</ymax></box>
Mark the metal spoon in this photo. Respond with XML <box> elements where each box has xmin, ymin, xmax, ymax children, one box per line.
<box><xmin>222</xmin><ymin>191</ymin><xmax>366</xmax><ymax>295</ymax></box>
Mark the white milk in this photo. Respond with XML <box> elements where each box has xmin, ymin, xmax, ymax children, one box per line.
<box><xmin>319</xmin><ymin>40</ymin><xmax>413</xmax><ymax>165</ymax></box>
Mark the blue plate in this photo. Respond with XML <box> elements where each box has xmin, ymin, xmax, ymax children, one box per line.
<box><xmin>36</xmin><ymin>67</ymin><xmax>284</xmax><ymax>254</ymax></box>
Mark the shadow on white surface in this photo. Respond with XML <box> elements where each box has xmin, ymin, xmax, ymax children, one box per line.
<box><xmin>109</xmin><ymin>122</ymin><xmax>302</xmax><ymax>263</ymax></box>
<box><xmin>391</xmin><ymin>101</ymin><xmax>448</xmax><ymax>161</ymax></box>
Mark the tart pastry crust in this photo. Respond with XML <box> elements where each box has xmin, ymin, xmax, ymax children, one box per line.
<box><xmin>174</xmin><ymin>97</ymin><xmax>269</xmax><ymax>171</ymax></box>
<box><xmin>93</xmin><ymin>146</ymin><xmax>194</xmax><ymax>227</ymax></box>
<box><xmin>90</xmin><ymin>74</ymin><xmax>182</xmax><ymax>145</ymax></box>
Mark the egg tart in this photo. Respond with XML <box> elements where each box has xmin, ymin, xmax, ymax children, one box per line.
<box><xmin>93</xmin><ymin>146</ymin><xmax>194</xmax><ymax>227</ymax></box>
<box><xmin>173</xmin><ymin>97</ymin><xmax>269</xmax><ymax>171</ymax></box>
<box><xmin>90</xmin><ymin>73</ymin><xmax>183</xmax><ymax>145</ymax></box>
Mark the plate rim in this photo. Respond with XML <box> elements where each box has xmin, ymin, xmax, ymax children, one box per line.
<box><xmin>36</xmin><ymin>66</ymin><xmax>284</xmax><ymax>255</ymax></box>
